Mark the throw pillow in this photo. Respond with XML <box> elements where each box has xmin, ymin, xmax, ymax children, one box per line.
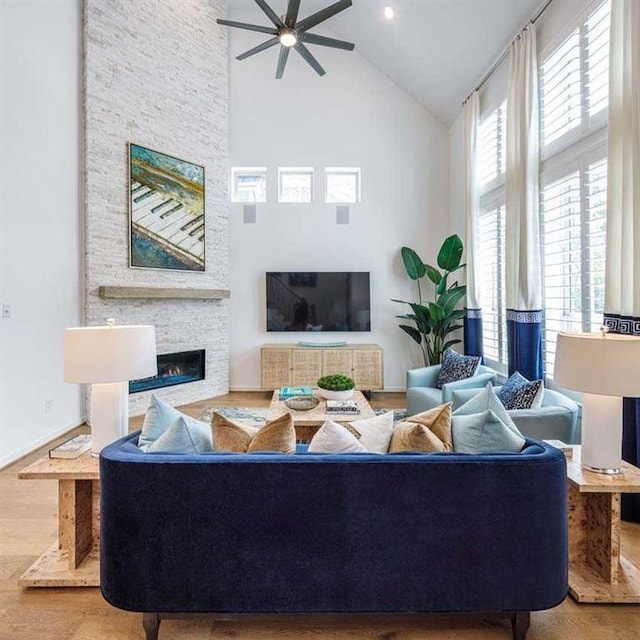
<box><xmin>147</xmin><ymin>416</ymin><xmax>214</xmax><ymax>454</ymax></box>
<box><xmin>308</xmin><ymin>419</ymin><xmax>368</xmax><ymax>454</ymax></box>
<box><xmin>452</xmin><ymin>410</ymin><xmax>526</xmax><ymax>454</ymax></box>
<box><xmin>436</xmin><ymin>348</ymin><xmax>481</xmax><ymax>389</ymax></box>
<box><xmin>212</xmin><ymin>411</ymin><xmax>296</xmax><ymax>453</ymax></box>
<box><xmin>346</xmin><ymin>411</ymin><xmax>395</xmax><ymax>454</ymax></box>
<box><xmin>138</xmin><ymin>394</ymin><xmax>213</xmax><ymax>452</ymax></box>
<box><xmin>453</xmin><ymin>382</ymin><xmax>521</xmax><ymax>437</ymax></box>
<box><xmin>388</xmin><ymin>403</ymin><xmax>453</xmax><ymax>453</ymax></box>
<box><xmin>498</xmin><ymin>372</ymin><xmax>544</xmax><ymax>410</ymax></box>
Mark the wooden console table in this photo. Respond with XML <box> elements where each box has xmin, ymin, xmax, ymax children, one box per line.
<box><xmin>567</xmin><ymin>446</ymin><xmax>640</xmax><ymax>602</ymax></box>
<box><xmin>18</xmin><ymin>452</ymin><xmax>100</xmax><ymax>587</ymax></box>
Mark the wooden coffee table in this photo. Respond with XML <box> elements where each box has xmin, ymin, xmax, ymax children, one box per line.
<box><xmin>269</xmin><ymin>389</ymin><xmax>375</xmax><ymax>442</ymax></box>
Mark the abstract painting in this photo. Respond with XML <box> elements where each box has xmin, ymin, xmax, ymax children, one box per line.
<box><xmin>129</xmin><ymin>143</ymin><xmax>205</xmax><ymax>271</ymax></box>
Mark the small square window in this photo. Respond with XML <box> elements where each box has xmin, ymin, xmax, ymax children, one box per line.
<box><xmin>325</xmin><ymin>168</ymin><xmax>361</xmax><ymax>204</ymax></box>
<box><xmin>278</xmin><ymin>167</ymin><xmax>314</xmax><ymax>203</ymax></box>
<box><xmin>231</xmin><ymin>167</ymin><xmax>267</xmax><ymax>203</ymax></box>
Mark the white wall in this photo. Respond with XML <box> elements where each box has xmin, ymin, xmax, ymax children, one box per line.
<box><xmin>228</xmin><ymin>26</ymin><xmax>449</xmax><ymax>391</ymax></box>
<box><xmin>0</xmin><ymin>0</ymin><xmax>83</xmax><ymax>466</ymax></box>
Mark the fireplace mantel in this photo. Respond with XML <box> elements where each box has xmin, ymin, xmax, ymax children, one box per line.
<box><xmin>98</xmin><ymin>286</ymin><xmax>230</xmax><ymax>300</ymax></box>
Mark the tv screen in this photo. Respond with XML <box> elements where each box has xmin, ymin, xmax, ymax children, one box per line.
<box><xmin>266</xmin><ymin>272</ymin><xmax>371</xmax><ymax>332</ymax></box>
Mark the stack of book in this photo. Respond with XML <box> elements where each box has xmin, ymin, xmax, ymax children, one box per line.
<box><xmin>278</xmin><ymin>386</ymin><xmax>313</xmax><ymax>401</ymax></box>
<box><xmin>49</xmin><ymin>434</ymin><xmax>92</xmax><ymax>459</ymax></box>
<box><xmin>325</xmin><ymin>400</ymin><xmax>360</xmax><ymax>415</ymax></box>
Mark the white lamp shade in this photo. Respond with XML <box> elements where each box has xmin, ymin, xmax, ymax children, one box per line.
<box><xmin>64</xmin><ymin>324</ymin><xmax>157</xmax><ymax>383</ymax></box>
<box><xmin>554</xmin><ymin>332</ymin><xmax>640</xmax><ymax>397</ymax></box>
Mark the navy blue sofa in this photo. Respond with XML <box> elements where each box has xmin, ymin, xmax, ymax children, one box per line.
<box><xmin>100</xmin><ymin>432</ymin><xmax>568</xmax><ymax>640</ymax></box>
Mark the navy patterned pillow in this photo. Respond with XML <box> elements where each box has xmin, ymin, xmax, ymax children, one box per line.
<box><xmin>498</xmin><ymin>372</ymin><xmax>544</xmax><ymax>410</ymax></box>
<box><xmin>436</xmin><ymin>349</ymin><xmax>481</xmax><ymax>389</ymax></box>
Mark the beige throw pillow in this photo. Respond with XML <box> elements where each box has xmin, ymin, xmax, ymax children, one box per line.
<box><xmin>212</xmin><ymin>412</ymin><xmax>296</xmax><ymax>453</ymax></box>
<box><xmin>388</xmin><ymin>403</ymin><xmax>453</xmax><ymax>453</ymax></box>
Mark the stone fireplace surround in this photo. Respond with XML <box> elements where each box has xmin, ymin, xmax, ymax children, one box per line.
<box><xmin>83</xmin><ymin>0</ymin><xmax>229</xmax><ymax>417</ymax></box>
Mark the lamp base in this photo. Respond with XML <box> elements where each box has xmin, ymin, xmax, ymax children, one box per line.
<box><xmin>581</xmin><ymin>392</ymin><xmax>623</xmax><ymax>475</ymax></box>
<box><xmin>89</xmin><ymin>381</ymin><xmax>129</xmax><ymax>456</ymax></box>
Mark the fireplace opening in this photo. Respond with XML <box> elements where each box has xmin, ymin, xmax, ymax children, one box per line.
<box><xmin>129</xmin><ymin>349</ymin><xmax>205</xmax><ymax>394</ymax></box>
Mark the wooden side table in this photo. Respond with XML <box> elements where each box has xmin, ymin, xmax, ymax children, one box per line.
<box><xmin>567</xmin><ymin>446</ymin><xmax>640</xmax><ymax>602</ymax></box>
<box><xmin>18</xmin><ymin>452</ymin><xmax>100</xmax><ymax>587</ymax></box>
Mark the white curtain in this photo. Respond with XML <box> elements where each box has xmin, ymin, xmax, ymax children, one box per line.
<box><xmin>505</xmin><ymin>24</ymin><xmax>541</xmax><ymax>312</ymax></box>
<box><xmin>463</xmin><ymin>91</ymin><xmax>481</xmax><ymax>310</ymax></box>
<box><xmin>604</xmin><ymin>0</ymin><xmax>640</xmax><ymax>329</ymax></box>
<box><xmin>505</xmin><ymin>24</ymin><xmax>543</xmax><ymax>379</ymax></box>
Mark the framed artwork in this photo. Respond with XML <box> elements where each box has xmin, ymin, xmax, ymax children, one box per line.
<box><xmin>129</xmin><ymin>143</ymin><xmax>205</xmax><ymax>271</ymax></box>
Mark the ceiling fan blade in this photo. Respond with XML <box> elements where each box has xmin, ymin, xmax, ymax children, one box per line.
<box><xmin>254</xmin><ymin>0</ymin><xmax>284</xmax><ymax>28</ymax></box>
<box><xmin>217</xmin><ymin>19</ymin><xmax>278</xmax><ymax>36</ymax></box>
<box><xmin>276</xmin><ymin>46</ymin><xmax>290</xmax><ymax>79</ymax></box>
<box><xmin>294</xmin><ymin>42</ymin><xmax>326</xmax><ymax>76</ymax></box>
<box><xmin>300</xmin><ymin>33</ymin><xmax>355</xmax><ymax>51</ymax></box>
<box><xmin>285</xmin><ymin>0</ymin><xmax>301</xmax><ymax>27</ymax></box>
<box><xmin>295</xmin><ymin>0</ymin><xmax>352</xmax><ymax>33</ymax></box>
<box><xmin>237</xmin><ymin>36</ymin><xmax>280</xmax><ymax>61</ymax></box>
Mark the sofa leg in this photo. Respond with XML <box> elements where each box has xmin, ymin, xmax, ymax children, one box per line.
<box><xmin>511</xmin><ymin>611</ymin><xmax>530</xmax><ymax>640</ymax></box>
<box><xmin>143</xmin><ymin>612</ymin><xmax>161</xmax><ymax>640</ymax></box>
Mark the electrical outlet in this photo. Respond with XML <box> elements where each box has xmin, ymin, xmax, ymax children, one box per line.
<box><xmin>2</xmin><ymin>304</ymin><xmax>11</xmax><ymax>318</ymax></box>
<box><xmin>45</xmin><ymin>399</ymin><xmax>54</xmax><ymax>414</ymax></box>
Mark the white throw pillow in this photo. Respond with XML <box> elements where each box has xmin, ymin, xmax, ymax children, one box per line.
<box><xmin>147</xmin><ymin>416</ymin><xmax>214</xmax><ymax>454</ymax></box>
<box><xmin>308</xmin><ymin>420</ymin><xmax>368</xmax><ymax>454</ymax></box>
<box><xmin>347</xmin><ymin>411</ymin><xmax>395</xmax><ymax>454</ymax></box>
<box><xmin>452</xmin><ymin>410</ymin><xmax>526</xmax><ymax>454</ymax></box>
<box><xmin>453</xmin><ymin>383</ymin><xmax>521</xmax><ymax>437</ymax></box>
<box><xmin>138</xmin><ymin>394</ymin><xmax>212</xmax><ymax>451</ymax></box>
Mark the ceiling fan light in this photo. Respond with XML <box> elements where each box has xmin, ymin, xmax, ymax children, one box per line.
<box><xmin>384</xmin><ymin>7</ymin><xmax>395</xmax><ymax>20</ymax></box>
<box><xmin>279</xmin><ymin>30</ymin><xmax>297</xmax><ymax>47</ymax></box>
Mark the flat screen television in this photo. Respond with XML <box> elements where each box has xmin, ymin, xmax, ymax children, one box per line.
<box><xmin>266</xmin><ymin>272</ymin><xmax>371</xmax><ymax>332</ymax></box>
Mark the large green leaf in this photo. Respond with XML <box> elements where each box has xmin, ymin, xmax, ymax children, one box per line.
<box><xmin>437</xmin><ymin>274</ymin><xmax>448</xmax><ymax>296</ymax></box>
<box><xmin>437</xmin><ymin>234</ymin><xmax>463</xmax><ymax>271</ymax></box>
<box><xmin>449</xmin><ymin>309</ymin><xmax>467</xmax><ymax>320</ymax></box>
<box><xmin>442</xmin><ymin>339</ymin><xmax>462</xmax><ymax>351</ymax></box>
<box><xmin>399</xmin><ymin>324</ymin><xmax>423</xmax><ymax>345</ymax></box>
<box><xmin>425</xmin><ymin>264</ymin><xmax>441</xmax><ymax>285</ymax></box>
<box><xmin>438</xmin><ymin>286</ymin><xmax>466</xmax><ymax>314</ymax></box>
<box><xmin>401</xmin><ymin>247</ymin><xmax>426</xmax><ymax>280</ymax></box>
<box><xmin>428</xmin><ymin>302</ymin><xmax>445</xmax><ymax>322</ymax></box>
<box><xmin>409</xmin><ymin>303</ymin><xmax>431</xmax><ymax>334</ymax></box>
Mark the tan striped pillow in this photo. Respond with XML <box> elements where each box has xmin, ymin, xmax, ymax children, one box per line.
<box><xmin>212</xmin><ymin>411</ymin><xmax>296</xmax><ymax>453</ymax></box>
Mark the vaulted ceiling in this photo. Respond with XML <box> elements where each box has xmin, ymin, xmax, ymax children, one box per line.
<box><xmin>227</xmin><ymin>0</ymin><xmax>542</xmax><ymax>124</ymax></box>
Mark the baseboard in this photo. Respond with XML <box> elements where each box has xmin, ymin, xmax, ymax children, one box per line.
<box><xmin>0</xmin><ymin>419</ymin><xmax>84</xmax><ymax>470</ymax></box>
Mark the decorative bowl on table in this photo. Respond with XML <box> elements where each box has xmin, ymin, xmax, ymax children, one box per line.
<box><xmin>318</xmin><ymin>388</ymin><xmax>355</xmax><ymax>401</ymax></box>
<box><xmin>284</xmin><ymin>395</ymin><xmax>320</xmax><ymax>411</ymax></box>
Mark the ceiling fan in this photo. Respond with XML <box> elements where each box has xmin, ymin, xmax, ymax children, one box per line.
<box><xmin>217</xmin><ymin>0</ymin><xmax>355</xmax><ymax>79</ymax></box>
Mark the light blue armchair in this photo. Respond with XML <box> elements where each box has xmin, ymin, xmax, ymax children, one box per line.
<box><xmin>451</xmin><ymin>386</ymin><xmax>580</xmax><ymax>444</ymax></box>
<box><xmin>406</xmin><ymin>364</ymin><xmax>499</xmax><ymax>416</ymax></box>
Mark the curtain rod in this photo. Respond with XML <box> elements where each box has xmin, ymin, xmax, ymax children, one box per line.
<box><xmin>463</xmin><ymin>0</ymin><xmax>554</xmax><ymax>105</ymax></box>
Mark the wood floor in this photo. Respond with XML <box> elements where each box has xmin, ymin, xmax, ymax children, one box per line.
<box><xmin>1</xmin><ymin>391</ymin><xmax>639</xmax><ymax>640</ymax></box>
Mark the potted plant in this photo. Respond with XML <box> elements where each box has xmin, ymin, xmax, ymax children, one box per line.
<box><xmin>317</xmin><ymin>374</ymin><xmax>355</xmax><ymax>400</ymax></box>
<box><xmin>393</xmin><ymin>234</ymin><xmax>467</xmax><ymax>366</ymax></box>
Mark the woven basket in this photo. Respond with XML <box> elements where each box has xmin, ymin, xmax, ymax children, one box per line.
<box><xmin>284</xmin><ymin>396</ymin><xmax>320</xmax><ymax>411</ymax></box>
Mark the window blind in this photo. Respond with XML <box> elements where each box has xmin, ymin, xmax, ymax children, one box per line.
<box><xmin>478</xmin><ymin>203</ymin><xmax>507</xmax><ymax>368</ymax></box>
<box><xmin>540</xmin><ymin>0</ymin><xmax>610</xmax><ymax>148</ymax></box>
<box><xmin>540</xmin><ymin>158</ymin><xmax>607</xmax><ymax>377</ymax></box>
<box><xmin>478</xmin><ymin>100</ymin><xmax>507</xmax><ymax>191</ymax></box>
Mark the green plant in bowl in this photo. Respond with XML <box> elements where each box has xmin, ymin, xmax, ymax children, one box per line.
<box><xmin>317</xmin><ymin>374</ymin><xmax>355</xmax><ymax>400</ymax></box>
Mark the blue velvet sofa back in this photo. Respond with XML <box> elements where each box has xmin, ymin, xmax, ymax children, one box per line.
<box><xmin>100</xmin><ymin>432</ymin><xmax>568</xmax><ymax>615</ymax></box>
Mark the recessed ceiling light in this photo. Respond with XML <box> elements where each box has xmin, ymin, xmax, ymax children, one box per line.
<box><xmin>384</xmin><ymin>6</ymin><xmax>395</xmax><ymax>20</ymax></box>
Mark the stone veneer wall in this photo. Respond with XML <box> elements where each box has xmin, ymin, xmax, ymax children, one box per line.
<box><xmin>83</xmin><ymin>0</ymin><xmax>229</xmax><ymax>415</ymax></box>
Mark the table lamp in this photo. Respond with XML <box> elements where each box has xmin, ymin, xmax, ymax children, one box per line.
<box><xmin>554</xmin><ymin>330</ymin><xmax>640</xmax><ymax>474</ymax></box>
<box><xmin>64</xmin><ymin>319</ymin><xmax>157</xmax><ymax>455</ymax></box>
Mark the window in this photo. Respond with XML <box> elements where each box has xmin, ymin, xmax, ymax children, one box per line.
<box><xmin>477</xmin><ymin>202</ymin><xmax>508</xmax><ymax>371</ymax></box>
<box><xmin>477</xmin><ymin>99</ymin><xmax>508</xmax><ymax>371</ymax></box>
<box><xmin>539</xmin><ymin>0</ymin><xmax>611</xmax><ymax>379</ymax></box>
<box><xmin>540</xmin><ymin>0</ymin><xmax>610</xmax><ymax>149</ymax></box>
<box><xmin>231</xmin><ymin>167</ymin><xmax>267</xmax><ymax>203</ymax></box>
<box><xmin>540</xmin><ymin>157</ymin><xmax>607</xmax><ymax>377</ymax></box>
<box><xmin>278</xmin><ymin>167</ymin><xmax>314</xmax><ymax>203</ymax></box>
<box><xmin>478</xmin><ymin>100</ymin><xmax>507</xmax><ymax>190</ymax></box>
<box><xmin>324</xmin><ymin>167</ymin><xmax>361</xmax><ymax>203</ymax></box>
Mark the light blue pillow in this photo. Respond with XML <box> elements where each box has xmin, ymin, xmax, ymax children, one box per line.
<box><xmin>138</xmin><ymin>394</ymin><xmax>212</xmax><ymax>451</ymax></box>
<box><xmin>147</xmin><ymin>416</ymin><xmax>213</xmax><ymax>454</ymax></box>
<box><xmin>452</xmin><ymin>410</ymin><xmax>526</xmax><ymax>454</ymax></box>
<box><xmin>453</xmin><ymin>382</ymin><xmax>520</xmax><ymax>437</ymax></box>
